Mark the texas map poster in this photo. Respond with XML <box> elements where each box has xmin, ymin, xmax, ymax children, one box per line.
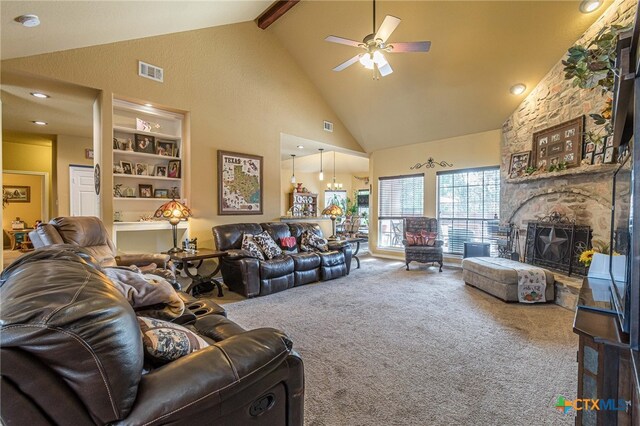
<box><xmin>217</xmin><ymin>150</ymin><xmax>263</xmax><ymax>215</ymax></box>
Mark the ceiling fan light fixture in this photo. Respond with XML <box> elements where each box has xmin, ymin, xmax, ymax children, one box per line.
<box><xmin>373</xmin><ymin>51</ymin><xmax>388</xmax><ymax>67</ymax></box>
<box><xmin>359</xmin><ymin>53</ymin><xmax>375</xmax><ymax>69</ymax></box>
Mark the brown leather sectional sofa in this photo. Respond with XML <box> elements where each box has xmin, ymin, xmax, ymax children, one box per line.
<box><xmin>212</xmin><ymin>222</ymin><xmax>352</xmax><ymax>298</ymax></box>
<box><xmin>0</xmin><ymin>246</ymin><xmax>304</xmax><ymax>425</ymax></box>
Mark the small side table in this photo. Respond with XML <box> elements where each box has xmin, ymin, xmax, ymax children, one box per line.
<box><xmin>344</xmin><ymin>237</ymin><xmax>367</xmax><ymax>269</ymax></box>
<box><xmin>169</xmin><ymin>249</ymin><xmax>228</xmax><ymax>297</ymax></box>
<box><xmin>7</xmin><ymin>229</ymin><xmax>34</xmax><ymax>251</ymax></box>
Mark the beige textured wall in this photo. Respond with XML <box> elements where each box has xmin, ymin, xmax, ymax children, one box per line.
<box><xmin>2</xmin><ymin>21</ymin><xmax>362</xmax><ymax>248</ymax></box>
<box><xmin>370</xmin><ymin>129</ymin><xmax>501</xmax><ymax>257</ymax></box>
<box><xmin>56</xmin><ymin>134</ymin><xmax>93</xmax><ymax>217</ymax></box>
<box><xmin>2</xmin><ymin>173</ymin><xmax>43</xmax><ymax>232</ymax></box>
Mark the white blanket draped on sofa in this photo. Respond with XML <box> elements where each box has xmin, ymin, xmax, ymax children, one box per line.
<box><xmin>477</xmin><ymin>257</ymin><xmax>548</xmax><ymax>303</ymax></box>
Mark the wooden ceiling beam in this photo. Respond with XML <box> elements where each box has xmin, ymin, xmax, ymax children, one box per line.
<box><xmin>256</xmin><ymin>0</ymin><xmax>300</xmax><ymax>30</ymax></box>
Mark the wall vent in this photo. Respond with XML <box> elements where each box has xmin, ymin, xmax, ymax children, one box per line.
<box><xmin>138</xmin><ymin>61</ymin><xmax>163</xmax><ymax>82</ymax></box>
<box><xmin>323</xmin><ymin>120</ymin><xmax>334</xmax><ymax>132</ymax></box>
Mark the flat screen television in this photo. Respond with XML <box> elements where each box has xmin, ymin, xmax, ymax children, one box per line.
<box><xmin>610</xmin><ymin>142</ymin><xmax>634</xmax><ymax>333</ymax></box>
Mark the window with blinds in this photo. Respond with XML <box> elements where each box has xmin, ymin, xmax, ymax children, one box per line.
<box><xmin>378</xmin><ymin>174</ymin><xmax>424</xmax><ymax>248</ymax></box>
<box><xmin>436</xmin><ymin>167</ymin><xmax>500</xmax><ymax>255</ymax></box>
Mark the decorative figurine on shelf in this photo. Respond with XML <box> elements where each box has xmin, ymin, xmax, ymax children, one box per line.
<box><xmin>113</xmin><ymin>184</ymin><xmax>123</xmax><ymax>198</ymax></box>
<box><xmin>296</xmin><ymin>183</ymin><xmax>303</xmax><ymax>193</ymax></box>
<box><xmin>169</xmin><ymin>187</ymin><xmax>180</xmax><ymax>199</ymax></box>
<box><xmin>139</xmin><ymin>214</ymin><xmax>154</xmax><ymax>222</ymax></box>
<box><xmin>114</xmin><ymin>211</ymin><xmax>122</xmax><ymax>222</ymax></box>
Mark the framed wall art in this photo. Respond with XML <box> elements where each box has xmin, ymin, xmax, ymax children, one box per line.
<box><xmin>532</xmin><ymin>116</ymin><xmax>584</xmax><ymax>169</ymax></box>
<box><xmin>2</xmin><ymin>185</ymin><xmax>30</xmax><ymax>203</ymax></box>
<box><xmin>508</xmin><ymin>151</ymin><xmax>531</xmax><ymax>178</ymax></box>
<box><xmin>217</xmin><ymin>150</ymin><xmax>263</xmax><ymax>215</ymax></box>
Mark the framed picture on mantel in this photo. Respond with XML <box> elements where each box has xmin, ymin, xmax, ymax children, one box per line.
<box><xmin>531</xmin><ymin>116</ymin><xmax>584</xmax><ymax>170</ymax></box>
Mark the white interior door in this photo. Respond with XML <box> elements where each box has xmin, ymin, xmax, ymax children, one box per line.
<box><xmin>70</xmin><ymin>166</ymin><xmax>97</xmax><ymax>216</ymax></box>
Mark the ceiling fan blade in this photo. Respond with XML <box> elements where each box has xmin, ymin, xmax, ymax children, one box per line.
<box><xmin>325</xmin><ymin>35</ymin><xmax>362</xmax><ymax>48</ymax></box>
<box><xmin>388</xmin><ymin>41</ymin><xmax>431</xmax><ymax>53</ymax></box>
<box><xmin>333</xmin><ymin>54</ymin><xmax>362</xmax><ymax>72</ymax></box>
<box><xmin>378</xmin><ymin>62</ymin><xmax>393</xmax><ymax>77</ymax></box>
<box><xmin>375</xmin><ymin>15</ymin><xmax>401</xmax><ymax>43</ymax></box>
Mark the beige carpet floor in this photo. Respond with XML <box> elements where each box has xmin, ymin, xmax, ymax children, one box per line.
<box><xmin>210</xmin><ymin>255</ymin><xmax>578</xmax><ymax>426</ymax></box>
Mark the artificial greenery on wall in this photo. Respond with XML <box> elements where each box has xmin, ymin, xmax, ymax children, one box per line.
<box><xmin>562</xmin><ymin>24</ymin><xmax>631</xmax><ymax>148</ymax></box>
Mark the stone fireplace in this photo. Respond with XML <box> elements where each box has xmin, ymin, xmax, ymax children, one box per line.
<box><xmin>500</xmin><ymin>0</ymin><xmax>635</xmax><ymax>264</ymax></box>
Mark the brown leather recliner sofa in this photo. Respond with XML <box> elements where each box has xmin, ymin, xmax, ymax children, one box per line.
<box><xmin>29</xmin><ymin>216</ymin><xmax>171</xmax><ymax>270</ymax></box>
<box><xmin>212</xmin><ymin>222</ymin><xmax>352</xmax><ymax>298</ymax></box>
<box><xmin>0</xmin><ymin>246</ymin><xmax>304</xmax><ymax>425</ymax></box>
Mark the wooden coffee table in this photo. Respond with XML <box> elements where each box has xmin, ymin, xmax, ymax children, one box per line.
<box><xmin>169</xmin><ymin>249</ymin><xmax>228</xmax><ymax>297</ymax></box>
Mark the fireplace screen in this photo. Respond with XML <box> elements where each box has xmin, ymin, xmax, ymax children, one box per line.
<box><xmin>524</xmin><ymin>216</ymin><xmax>591</xmax><ymax>276</ymax></box>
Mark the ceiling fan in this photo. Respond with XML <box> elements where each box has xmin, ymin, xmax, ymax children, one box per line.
<box><xmin>325</xmin><ymin>0</ymin><xmax>431</xmax><ymax>78</ymax></box>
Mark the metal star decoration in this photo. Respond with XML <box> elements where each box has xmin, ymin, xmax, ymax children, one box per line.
<box><xmin>539</xmin><ymin>227</ymin><xmax>568</xmax><ymax>259</ymax></box>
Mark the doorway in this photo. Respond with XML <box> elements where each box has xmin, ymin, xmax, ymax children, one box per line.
<box><xmin>69</xmin><ymin>165</ymin><xmax>97</xmax><ymax>216</ymax></box>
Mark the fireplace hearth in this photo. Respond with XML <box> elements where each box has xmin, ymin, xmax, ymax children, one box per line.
<box><xmin>524</xmin><ymin>212</ymin><xmax>591</xmax><ymax>276</ymax></box>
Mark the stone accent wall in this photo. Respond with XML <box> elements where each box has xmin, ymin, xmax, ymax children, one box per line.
<box><xmin>501</xmin><ymin>0</ymin><xmax>637</xmax><ymax>247</ymax></box>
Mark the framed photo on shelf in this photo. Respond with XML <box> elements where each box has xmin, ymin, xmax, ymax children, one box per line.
<box><xmin>594</xmin><ymin>153</ymin><xmax>604</xmax><ymax>165</ymax></box>
<box><xmin>135</xmin><ymin>163</ymin><xmax>148</xmax><ymax>176</ymax></box>
<box><xmin>217</xmin><ymin>150</ymin><xmax>263</xmax><ymax>215</ymax></box>
<box><xmin>155</xmin><ymin>140</ymin><xmax>176</xmax><ymax>157</ymax></box>
<box><xmin>168</xmin><ymin>160</ymin><xmax>181</xmax><ymax>178</ymax></box>
<box><xmin>134</xmin><ymin>134</ymin><xmax>155</xmax><ymax>154</ymax></box>
<box><xmin>604</xmin><ymin>147</ymin><xmax>615</xmax><ymax>164</ymax></box>
<box><xmin>138</xmin><ymin>184</ymin><xmax>153</xmax><ymax>198</ymax></box>
<box><xmin>154</xmin><ymin>165</ymin><xmax>167</xmax><ymax>177</ymax></box>
<box><xmin>2</xmin><ymin>185</ymin><xmax>30</xmax><ymax>203</ymax></box>
<box><xmin>532</xmin><ymin>116</ymin><xmax>584</xmax><ymax>169</ymax></box>
<box><xmin>120</xmin><ymin>161</ymin><xmax>133</xmax><ymax>175</ymax></box>
<box><xmin>584</xmin><ymin>152</ymin><xmax>594</xmax><ymax>164</ymax></box>
<box><xmin>508</xmin><ymin>151</ymin><xmax>530</xmax><ymax>178</ymax></box>
<box><xmin>154</xmin><ymin>188</ymin><xmax>169</xmax><ymax>198</ymax></box>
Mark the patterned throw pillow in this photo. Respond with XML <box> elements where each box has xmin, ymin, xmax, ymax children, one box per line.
<box><xmin>300</xmin><ymin>230</ymin><xmax>329</xmax><ymax>252</ymax></box>
<box><xmin>253</xmin><ymin>231</ymin><xmax>283</xmax><ymax>259</ymax></box>
<box><xmin>405</xmin><ymin>231</ymin><xmax>426</xmax><ymax>246</ymax></box>
<box><xmin>137</xmin><ymin>316</ymin><xmax>209</xmax><ymax>365</ymax></box>
<box><xmin>425</xmin><ymin>231</ymin><xmax>438</xmax><ymax>246</ymax></box>
<box><xmin>280</xmin><ymin>236</ymin><xmax>298</xmax><ymax>254</ymax></box>
<box><xmin>241</xmin><ymin>234</ymin><xmax>265</xmax><ymax>260</ymax></box>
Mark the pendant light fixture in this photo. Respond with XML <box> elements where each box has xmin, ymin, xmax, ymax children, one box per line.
<box><xmin>290</xmin><ymin>154</ymin><xmax>296</xmax><ymax>184</ymax></box>
<box><xmin>326</xmin><ymin>151</ymin><xmax>343</xmax><ymax>190</ymax></box>
<box><xmin>318</xmin><ymin>148</ymin><xmax>324</xmax><ymax>181</ymax></box>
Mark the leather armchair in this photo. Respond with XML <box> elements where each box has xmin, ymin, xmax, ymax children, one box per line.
<box><xmin>402</xmin><ymin>217</ymin><xmax>444</xmax><ymax>272</ymax></box>
<box><xmin>0</xmin><ymin>246</ymin><xmax>304</xmax><ymax>425</ymax></box>
<box><xmin>29</xmin><ymin>216</ymin><xmax>171</xmax><ymax>269</ymax></box>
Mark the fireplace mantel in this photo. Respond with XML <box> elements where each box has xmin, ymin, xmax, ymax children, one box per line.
<box><xmin>505</xmin><ymin>164</ymin><xmax>618</xmax><ymax>184</ymax></box>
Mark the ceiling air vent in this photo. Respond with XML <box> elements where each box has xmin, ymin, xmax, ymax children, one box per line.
<box><xmin>138</xmin><ymin>61</ymin><xmax>163</xmax><ymax>83</ymax></box>
<box><xmin>323</xmin><ymin>120</ymin><xmax>334</xmax><ymax>132</ymax></box>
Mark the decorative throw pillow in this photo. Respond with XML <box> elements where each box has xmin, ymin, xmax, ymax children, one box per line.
<box><xmin>241</xmin><ymin>234</ymin><xmax>265</xmax><ymax>260</ymax></box>
<box><xmin>137</xmin><ymin>316</ymin><xmax>209</xmax><ymax>365</ymax></box>
<box><xmin>253</xmin><ymin>231</ymin><xmax>283</xmax><ymax>259</ymax></box>
<box><xmin>300</xmin><ymin>230</ymin><xmax>329</xmax><ymax>252</ymax></box>
<box><xmin>425</xmin><ymin>231</ymin><xmax>438</xmax><ymax>246</ymax></box>
<box><xmin>405</xmin><ymin>231</ymin><xmax>426</xmax><ymax>246</ymax></box>
<box><xmin>280</xmin><ymin>236</ymin><xmax>299</xmax><ymax>254</ymax></box>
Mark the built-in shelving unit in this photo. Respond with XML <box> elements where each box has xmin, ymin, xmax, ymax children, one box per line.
<box><xmin>111</xmin><ymin>100</ymin><xmax>188</xmax><ymax>253</ymax></box>
<box><xmin>112</xmin><ymin>99</ymin><xmax>185</xmax><ymax>221</ymax></box>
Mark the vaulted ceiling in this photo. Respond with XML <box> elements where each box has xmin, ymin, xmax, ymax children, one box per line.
<box><xmin>1</xmin><ymin>1</ymin><xmax>611</xmax><ymax>152</ymax></box>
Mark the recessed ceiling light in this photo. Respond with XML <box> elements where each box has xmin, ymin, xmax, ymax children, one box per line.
<box><xmin>30</xmin><ymin>92</ymin><xmax>50</xmax><ymax>99</ymax></box>
<box><xmin>297</xmin><ymin>145</ymin><xmax>304</xmax><ymax>149</ymax></box>
<box><xmin>144</xmin><ymin>103</ymin><xmax>152</xmax><ymax>107</ymax></box>
<box><xmin>510</xmin><ymin>83</ymin><xmax>527</xmax><ymax>95</ymax></box>
<box><xmin>32</xmin><ymin>121</ymin><xmax>48</xmax><ymax>126</ymax></box>
<box><xmin>580</xmin><ymin>0</ymin><xmax>602</xmax><ymax>13</ymax></box>
<box><xmin>15</xmin><ymin>14</ymin><xmax>40</xmax><ymax>27</ymax></box>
